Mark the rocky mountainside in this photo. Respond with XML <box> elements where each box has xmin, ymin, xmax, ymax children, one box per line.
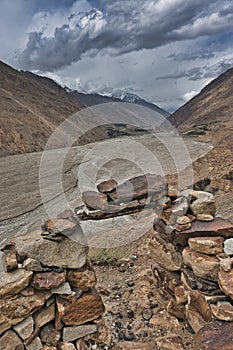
<box><xmin>70</xmin><ymin>90</ymin><xmax>169</xmax><ymax>117</ymax></box>
<box><xmin>167</xmin><ymin>68</ymin><xmax>233</xmax><ymax>219</ymax></box>
<box><xmin>0</xmin><ymin>60</ymin><xmax>168</xmax><ymax>156</ymax></box>
<box><xmin>169</xmin><ymin>67</ymin><xmax>233</xmax><ymax>147</ymax></box>
<box><xmin>0</xmin><ymin>60</ymin><xmax>85</xmax><ymax>156</ymax></box>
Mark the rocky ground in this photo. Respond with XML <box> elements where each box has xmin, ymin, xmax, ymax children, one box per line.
<box><xmin>93</xmin><ymin>231</ymin><xmax>197</xmax><ymax>350</ymax></box>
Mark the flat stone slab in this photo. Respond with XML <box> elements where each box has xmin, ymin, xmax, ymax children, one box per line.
<box><xmin>3</xmin><ymin>230</ymin><xmax>88</xmax><ymax>269</ymax></box>
<box><xmin>182</xmin><ymin>247</ymin><xmax>220</xmax><ymax>281</ymax></box>
<box><xmin>0</xmin><ymin>267</ymin><xmax>33</xmax><ymax>298</ymax></box>
<box><xmin>188</xmin><ymin>236</ymin><xmax>224</xmax><ymax>255</ymax></box>
<box><xmin>109</xmin><ymin>173</ymin><xmax>167</xmax><ymax>202</ymax></box>
<box><xmin>97</xmin><ymin>179</ymin><xmax>117</xmax><ymax>193</ymax></box>
<box><xmin>173</xmin><ymin>218</ymin><xmax>233</xmax><ymax>246</ymax></box>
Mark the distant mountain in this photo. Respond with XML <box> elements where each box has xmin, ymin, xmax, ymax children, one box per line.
<box><xmin>169</xmin><ymin>67</ymin><xmax>233</xmax><ymax>147</ymax></box>
<box><xmin>70</xmin><ymin>90</ymin><xmax>169</xmax><ymax>117</ymax></box>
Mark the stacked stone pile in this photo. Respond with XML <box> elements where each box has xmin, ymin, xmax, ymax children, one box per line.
<box><xmin>77</xmin><ymin>173</ymin><xmax>167</xmax><ymax>220</ymax></box>
<box><xmin>151</xmin><ymin>187</ymin><xmax>233</xmax><ymax>349</ymax></box>
<box><xmin>0</xmin><ymin>214</ymin><xmax>106</xmax><ymax>350</ymax></box>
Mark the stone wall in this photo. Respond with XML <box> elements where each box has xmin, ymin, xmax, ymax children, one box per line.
<box><xmin>151</xmin><ymin>187</ymin><xmax>233</xmax><ymax>350</ymax></box>
<box><xmin>0</xmin><ymin>213</ymin><xmax>106</xmax><ymax>350</ymax></box>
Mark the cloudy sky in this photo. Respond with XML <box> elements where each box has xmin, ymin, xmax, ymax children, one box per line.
<box><xmin>1</xmin><ymin>0</ymin><xmax>233</xmax><ymax>111</ymax></box>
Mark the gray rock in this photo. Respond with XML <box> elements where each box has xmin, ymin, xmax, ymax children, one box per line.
<box><xmin>189</xmin><ymin>191</ymin><xmax>216</xmax><ymax>216</ymax></box>
<box><xmin>0</xmin><ymin>267</ymin><xmax>33</xmax><ymax>298</ymax></box>
<box><xmin>13</xmin><ymin>316</ymin><xmax>34</xmax><ymax>340</ymax></box>
<box><xmin>52</xmin><ymin>282</ymin><xmax>73</xmax><ymax>295</ymax></box>
<box><xmin>26</xmin><ymin>336</ymin><xmax>43</xmax><ymax>350</ymax></box>
<box><xmin>0</xmin><ymin>329</ymin><xmax>24</xmax><ymax>350</ymax></box>
<box><xmin>63</xmin><ymin>324</ymin><xmax>98</xmax><ymax>341</ymax></box>
<box><xmin>224</xmin><ymin>238</ymin><xmax>233</xmax><ymax>255</ymax></box>
<box><xmin>8</xmin><ymin>230</ymin><xmax>88</xmax><ymax>269</ymax></box>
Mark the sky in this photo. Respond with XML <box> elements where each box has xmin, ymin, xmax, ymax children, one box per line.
<box><xmin>1</xmin><ymin>0</ymin><xmax>233</xmax><ymax>112</ymax></box>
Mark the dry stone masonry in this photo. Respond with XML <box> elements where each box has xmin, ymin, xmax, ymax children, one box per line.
<box><xmin>0</xmin><ymin>213</ymin><xmax>106</xmax><ymax>350</ymax></box>
<box><xmin>152</xmin><ymin>187</ymin><xmax>233</xmax><ymax>350</ymax></box>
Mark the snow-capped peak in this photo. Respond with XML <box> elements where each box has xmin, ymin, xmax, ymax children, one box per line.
<box><xmin>112</xmin><ymin>90</ymin><xmax>143</xmax><ymax>103</ymax></box>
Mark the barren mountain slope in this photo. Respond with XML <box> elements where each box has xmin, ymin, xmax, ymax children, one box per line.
<box><xmin>0</xmin><ymin>60</ymin><xmax>87</xmax><ymax>155</ymax></box>
<box><xmin>168</xmin><ymin>68</ymin><xmax>233</xmax><ymax>220</ymax></box>
<box><xmin>169</xmin><ymin>67</ymin><xmax>233</xmax><ymax>147</ymax></box>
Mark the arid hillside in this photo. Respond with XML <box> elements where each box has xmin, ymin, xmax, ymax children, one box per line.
<box><xmin>169</xmin><ymin>67</ymin><xmax>233</xmax><ymax>147</ymax></box>
<box><xmin>168</xmin><ymin>68</ymin><xmax>233</xmax><ymax>219</ymax></box>
<box><xmin>0</xmin><ymin>61</ymin><xmax>168</xmax><ymax>156</ymax></box>
<box><xmin>0</xmin><ymin>61</ymin><xmax>86</xmax><ymax>156</ymax></box>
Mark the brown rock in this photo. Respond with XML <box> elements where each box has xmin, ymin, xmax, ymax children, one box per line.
<box><xmin>174</xmin><ymin>285</ymin><xmax>189</xmax><ymax>305</ymax></box>
<box><xmin>152</xmin><ymin>263</ymin><xmax>181</xmax><ymax>301</ymax></box>
<box><xmin>185</xmin><ymin>290</ymin><xmax>212</xmax><ymax>333</ymax></box>
<box><xmin>197</xmin><ymin>213</ymin><xmax>214</xmax><ymax>221</ymax></box>
<box><xmin>210</xmin><ymin>301</ymin><xmax>233</xmax><ymax>321</ymax></box>
<box><xmin>218</xmin><ymin>268</ymin><xmax>233</xmax><ymax>300</ymax></box>
<box><xmin>63</xmin><ymin>324</ymin><xmax>98</xmax><ymax>341</ymax></box>
<box><xmin>34</xmin><ymin>303</ymin><xmax>55</xmax><ymax>328</ymax></box>
<box><xmin>149</xmin><ymin>308</ymin><xmax>181</xmax><ymax>331</ymax></box>
<box><xmin>188</xmin><ymin>236</ymin><xmax>224</xmax><ymax>255</ymax></box>
<box><xmin>176</xmin><ymin>216</ymin><xmax>191</xmax><ymax>225</ymax></box>
<box><xmin>183</xmin><ymin>247</ymin><xmax>220</xmax><ymax>281</ymax></box>
<box><xmin>97</xmin><ymin>179</ymin><xmax>118</xmax><ymax>193</ymax></box>
<box><xmin>21</xmin><ymin>286</ymin><xmax>35</xmax><ymax>296</ymax></box>
<box><xmin>41</xmin><ymin>347</ymin><xmax>57</xmax><ymax>350</ymax></box>
<box><xmin>66</xmin><ymin>259</ymin><xmax>97</xmax><ymax>292</ymax></box>
<box><xmin>31</xmin><ymin>271</ymin><xmax>66</xmax><ymax>290</ymax></box>
<box><xmin>195</xmin><ymin>321</ymin><xmax>233</xmax><ymax>350</ymax></box>
<box><xmin>42</xmin><ymin>218</ymin><xmax>77</xmax><ymax>236</ymax></box>
<box><xmin>0</xmin><ymin>268</ymin><xmax>33</xmax><ymax>298</ymax></box>
<box><xmin>167</xmin><ymin>185</ymin><xmax>179</xmax><ymax>198</ymax></box>
<box><xmin>40</xmin><ymin>324</ymin><xmax>60</xmax><ymax>346</ymax></box>
<box><xmin>0</xmin><ymin>293</ymin><xmax>45</xmax><ymax>334</ymax></box>
<box><xmin>156</xmin><ymin>335</ymin><xmax>184</xmax><ymax>350</ymax></box>
<box><xmin>148</xmin><ymin>230</ymin><xmax>182</xmax><ymax>271</ymax></box>
<box><xmin>175</xmin><ymin>222</ymin><xmax>192</xmax><ymax>231</ymax></box>
<box><xmin>10</xmin><ymin>230</ymin><xmax>88</xmax><ymax>269</ymax></box>
<box><xmin>76</xmin><ymin>339</ymin><xmax>89</xmax><ymax>350</ymax></box>
<box><xmin>110</xmin><ymin>173</ymin><xmax>166</xmax><ymax>202</ymax></box>
<box><xmin>82</xmin><ymin>191</ymin><xmax>108</xmax><ymax>210</ymax></box>
<box><xmin>2</xmin><ymin>247</ymin><xmax>18</xmax><ymax>272</ymax></box>
<box><xmin>167</xmin><ymin>298</ymin><xmax>186</xmax><ymax>320</ymax></box>
<box><xmin>173</xmin><ymin>217</ymin><xmax>233</xmax><ymax>246</ymax></box>
<box><xmin>56</xmin><ymin>289</ymin><xmax>105</xmax><ymax>326</ymax></box>
<box><xmin>181</xmin><ymin>267</ymin><xmax>220</xmax><ymax>295</ymax></box>
<box><xmin>0</xmin><ymin>329</ymin><xmax>24</xmax><ymax>350</ymax></box>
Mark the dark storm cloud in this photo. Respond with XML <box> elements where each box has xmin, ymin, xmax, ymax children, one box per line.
<box><xmin>16</xmin><ymin>0</ymin><xmax>233</xmax><ymax>72</ymax></box>
<box><xmin>157</xmin><ymin>58</ymin><xmax>233</xmax><ymax>81</ymax></box>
